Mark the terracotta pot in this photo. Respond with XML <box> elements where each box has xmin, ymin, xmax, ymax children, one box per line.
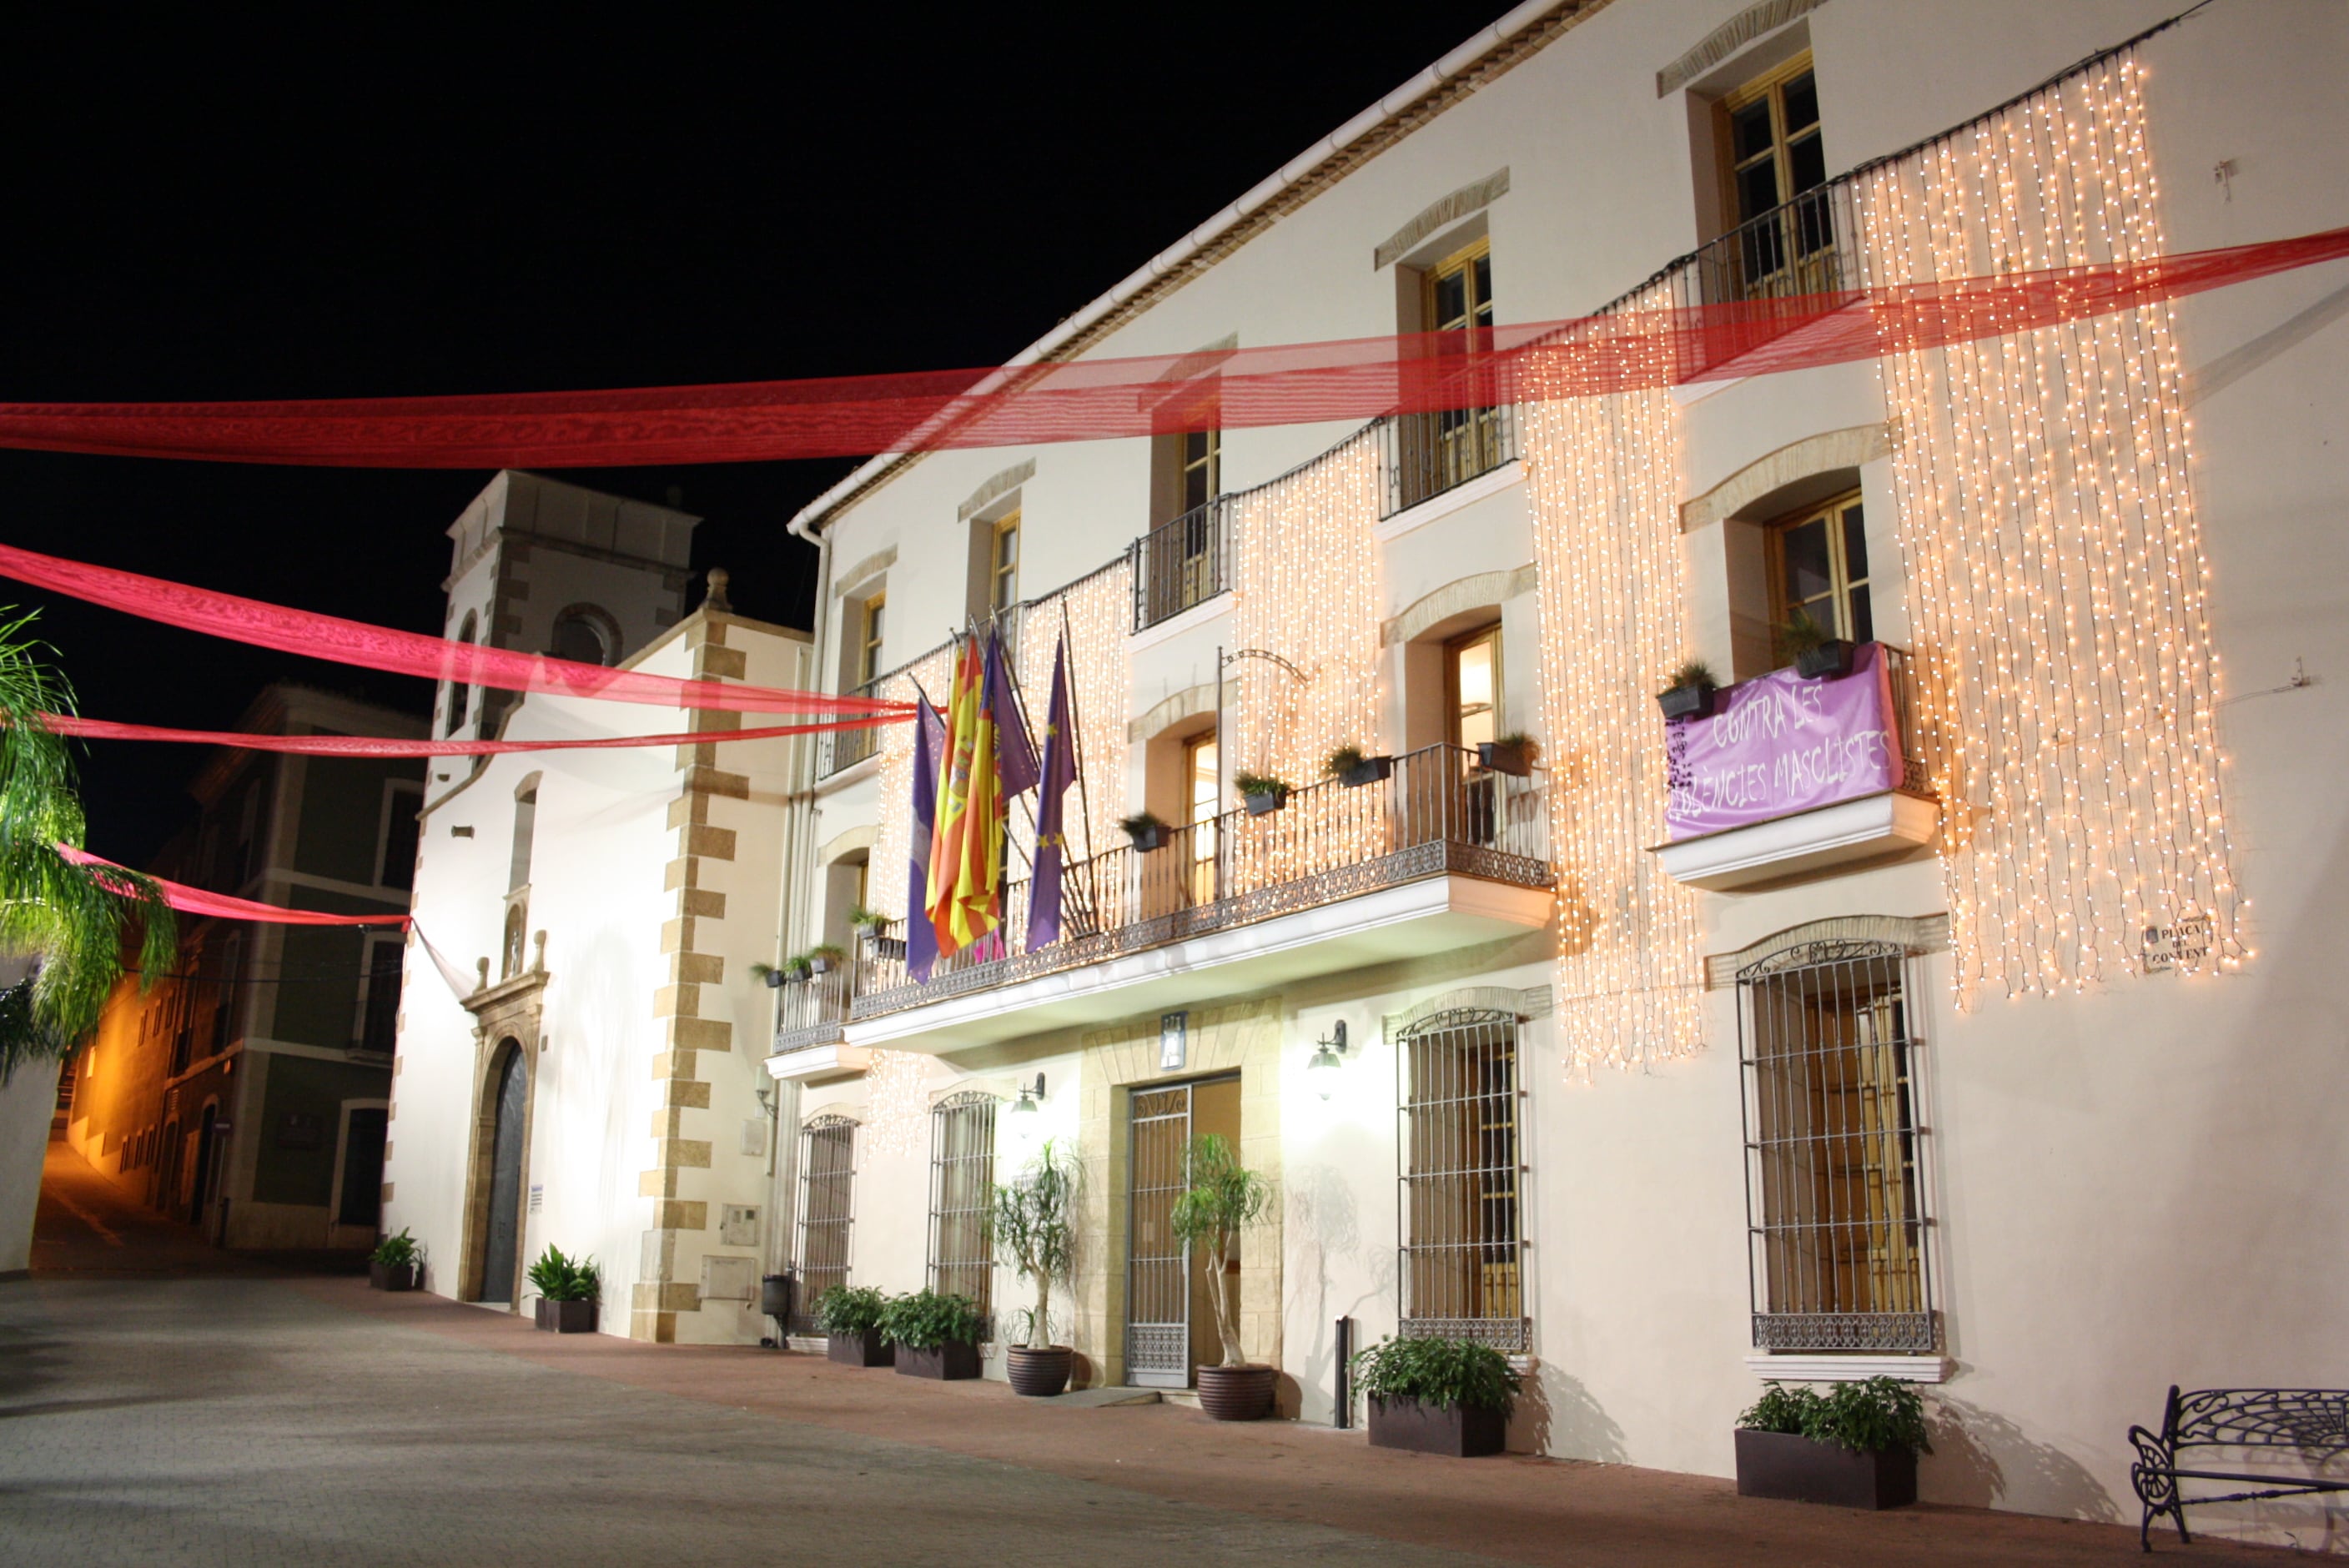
<box><xmin>1477</xmin><ymin>741</ymin><xmax>1534</xmax><ymax>776</ymax></box>
<box><xmin>893</xmin><ymin>1340</ymin><xmax>982</xmax><ymax>1380</ymax></box>
<box><xmin>827</xmin><ymin>1328</ymin><xmax>892</xmax><ymax>1367</ymax></box>
<box><xmin>1733</xmin><ymin>1429</ymin><xmax>1916</xmax><ymax>1510</ymax></box>
<box><xmin>1656</xmin><ymin>683</ymin><xmax>1716</xmax><ymax>721</ymax></box>
<box><xmin>368</xmin><ymin>1259</ymin><xmax>418</xmax><ymax>1292</ymax></box>
<box><xmin>1241</xmin><ymin>788</ymin><xmax>1289</xmax><ymax>817</ymax></box>
<box><xmin>1196</xmin><ymin>1364</ymin><xmax>1279</xmax><ymax>1421</ymax></box>
<box><xmin>1006</xmin><ymin>1344</ymin><xmax>1074</xmax><ymax>1397</ymax></box>
<box><xmin>1367</xmin><ymin>1395</ymin><xmax>1506</xmax><ymax>1457</ymax></box>
<box><xmin>1794</xmin><ymin>641</ymin><xmax>1856</xmax><ymax>680</ymax></box>
<box><xmin>535</xmin><ymin>1298</ymin><xmax>596</xmax><ymax>1334</ymax></box>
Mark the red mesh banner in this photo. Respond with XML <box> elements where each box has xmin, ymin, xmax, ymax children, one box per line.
<box><xmin>59</xmin><ymin>843</ymin><xmax>410</xmax><ymax>927</ymax></box>
<box><xmin>0</xmin><ymin>227</ymin><xmax>2336</xmax><ymax>466</ymax></box>
<box><xmin>41</xmin><ymin>711</ymin><xmax>904</xmax><ymax>756</ymax></box>
<box><xmin>0</xmin><ymin>540</ymin><xmax>913</xmax><ymax>718</ymax></box>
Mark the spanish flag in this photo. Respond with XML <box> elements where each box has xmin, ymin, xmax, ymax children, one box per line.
<box><xmin>924</xmin><ymin>632</ymin><xmax>1005</xmax><ymax>957</ymax></box>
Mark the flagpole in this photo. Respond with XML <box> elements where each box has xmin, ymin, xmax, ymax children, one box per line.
<box><xmin>1044</xmin><ymin>600</ymin><xmax>1101</xmax><ymax>939</ymax></box>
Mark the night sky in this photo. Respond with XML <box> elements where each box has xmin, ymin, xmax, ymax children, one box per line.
<box><xmin>0</xmin><ymin>7</ymin><xmax>1482</xmax><ymax>864</ymax></box>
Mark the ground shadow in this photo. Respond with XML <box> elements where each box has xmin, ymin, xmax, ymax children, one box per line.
<box><xmin>1524</xmin><ymin>1368</ymin><xmax>1627</xmax><ymax>1463</ymax></box>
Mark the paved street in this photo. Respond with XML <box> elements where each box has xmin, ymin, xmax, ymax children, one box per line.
<box><xmin>4</xmin><ymin>1138</ymin><xmax>2294</xmax><ymax>1566</ymax></box>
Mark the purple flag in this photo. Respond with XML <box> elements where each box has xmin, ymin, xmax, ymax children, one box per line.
<box><xmin>906</xmin><ymin>681</ymin><xmax>947</xmax><ymax>983</ymax></box>
<box><xmin>1026</xmin><ymin>637</ymin><xmax>1077</xmax><ymax>950</ymax></box>
<box><xmin>983</xmin><ymin>626</ymin><xmax>1039</xmax><ymax>797</ymax></box>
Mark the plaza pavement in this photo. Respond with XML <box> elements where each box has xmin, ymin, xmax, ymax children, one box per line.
<box><xmin>2</xmin><ymin>1138</ymin><xmax>2296</xmax><ymax>1566</ymax></box>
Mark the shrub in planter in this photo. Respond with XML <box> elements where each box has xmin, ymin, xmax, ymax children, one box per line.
<box><xmin>805</xmin><ymin>943</ymin><xmax>848</xmax><ymax>975</ymax></box>
<box><xmin>1169</xmin><ymin>1134</ymin><xmax>1276</xmax><ymax>1420</ymax></box>
<box><xmin>993</xmin><ymin>1139</ymin><xmax>1079</xmax><ymax>1397</ymax></box>
<box><xmin>1233</xmin><ymin>771</ymin><xmax>1291</xmax><ymax>817</ymax></box>
<box><xmin>813</xmin><ymin>1284</ymin><xmax>893</xmax><ymax>1367</ymax></box>
<box><xmin>1119</xmin><ymin>811</ymin><xmax>1171</xmax><ymax>853</ymax></box>
<box><xmin>1325</xmin><ymin>745</ymin><xmax>1392</xmax><ymax>789</ymax></box>
<box><xmin>526</xmin><ymin>1245</ymin><xmax>599</xmax><ymax>1334</ymax></box>
<box><xmin>1352</xmin><ymin>1335</ymin><xmax>1522</xmax><ymax>1457</ymax></box>
<box><xmin>368</xmin><ymin>1227</ymin><xmax>422</xmax><ymax>1292</ymax></box>
<box><xmin>879</xmin><ymin>1289</ymin><xmax>985</xmax><ymax>1380</ymax></box>
<box><xmin>1477</xmin><ymin>733</ymin><xmax>1538</xmax><ymax>776</ymax></box>
<box><xmin>1657</xmin><ymin>659</ymin><xmax>1721</xmax><ymax>721</ymax></box>
<box><xmin>1735</xmin><ymin>1378</ymin><xmax>1930</xmax><ymax>1510</ymax></box>
<box><xmin>1778</xmin><ymin>609</ymin><xmax>1854</xmax><ymax>680</ymax></box>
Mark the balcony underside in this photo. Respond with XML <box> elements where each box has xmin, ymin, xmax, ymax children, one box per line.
<box><xmin>1651</xmin><ymin>790</ymin><xmax>1939</xmax><ymax>892</ymax></box>
<box><xmin>763</xmin><ymin>1043</ymin><xmax>871</xmax><ymax>1083</ymax></box>
<box><xmin>843</xmin><ymin>863</ymin><xmax>1552</xmax><ymax>1056</ymax></box>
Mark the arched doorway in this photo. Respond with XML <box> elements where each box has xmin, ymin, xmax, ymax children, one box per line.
<box><xmin>476</xmin><ymin>1039</ymin><xmax>528</xmax><ymax>1304</ymax></box>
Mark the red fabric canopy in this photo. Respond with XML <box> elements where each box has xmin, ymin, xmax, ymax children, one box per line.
<box><xmin>0</xmin><ymin>540</ymin><xmax>913</xmax><ymax>718</ymax></box>
<box><xmin>60</xmin><ymin>843</ymin><xmax>410</xmax><ymax>927</ymax></box>
<box><xmin>0</xmin><ymin>226</ymin><xmax>2336</xmax><ymax>467</ymax></box>
<box><xmin>42</xmin><ymin>711</ymin><xmax>903</xmax><ymax>756</ymax></box>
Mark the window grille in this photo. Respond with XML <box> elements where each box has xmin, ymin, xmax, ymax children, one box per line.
<box><xmin>927</xmin><ymin>1091</ymin><xmax>997</xmax><ymax>1329</ymax></box>
<box><xmin>1738</xmin><ymin>938</ymin><xmax>1935</xmax><ymax>1353</ymax></box>
<box><xmin>792</xmin><ymin>1114</ymin><xmax>858</xmax><ymax>1334</ymax></box>
<box><xmin>1396</xmin><ymin>1007</ymin><xmax>1527</xmax><ymax>1351</ymax></box>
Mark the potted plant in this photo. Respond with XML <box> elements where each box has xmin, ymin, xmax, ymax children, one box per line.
<box><xmin>368</xmin><ymin>1227</ymin><xmax>422</xmax><ymax>1292</ymax></box>
<box><xmin>1353</xmin><ymin>1334</ymin><xmax>1522</xmax><ymax>1457</ymax></box>
<box><xmin>1234</xmin><ymin>771</ymin><xmax>1291</xmax><ymax>817</ymax></box>
<box><xmin>750</xmin><ymin>960</ymin><xmax>787</xmax><ymax>990</ymax></box>
<box><xmin>848</xmin><ymin>906</ymin><xmax>888</xmax><ymax>950</ymax></box>
<box><xmin>1778</xmin><ymin>608</ymin><xmax>1854</xmax><ymax>679</ymax></box>
<box><xmin>1325</xmin><ymin>744</ymin><xmax>1392</xmax><ymax>789</ymax></box>
<box><xmin>1119</xmin><ymin>811</ymin><xmax>1171</xmax><ymax>853</ymax></box>
<box><xmin>1478</xmin><ymin>733</ymin><xmax>1539</xmax><ymax>776</ymax></box>
<box><xmin>806</xmin><ymin>942</ymin><xmax>848</xmax><ymax>976</ymax></box>
<box><xmin>1734</xmin><ymin>1378</ymin><xmax>1930</xmax><ymax>1510</ymax></box>
<box><xmin>1168</xmin><ymin>1133</ymin><xmax>1276</xmax><ymax>1420</ymax></box>
<box><xmin>993</xmin><ymin>1138</ymin><xmax>1079</xmax><ymax>1397</ymax></box>
<box><xmin>879</xmin><ymin>1289</ymin><xmax>986</xmax><ymax>1380</ymax></box>
<box><xmin>526</xmin><ymin>1244</ymin><xmax>599</xmax><ymax>1333</ymax></box>
<box><xmin>1657</xmin><ymin>659</ymin><xmax>1722</xmax><ymax>721</ymax></box>
<box><xmin>813</xmin><ymin>1284</ymin><xmax>893</xmax><ymax>1367</ymax></box>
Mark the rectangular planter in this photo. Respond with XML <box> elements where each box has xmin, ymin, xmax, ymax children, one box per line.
<box><xmin>1657</xmin><ymin>683</ymin><xmax>1715</xmax><ymax>721</ymax></box>
<box><xmin>827</xmin><ymin>1328</ymin><xmax>893</xmax><ymax>1367</ymax></box>
<box><xmin>1793</xmin><ymin>641</ymin><xmax>1856</xmax><ymax>680</ymax></box>
<box><xmin>1337</xmin><ymin>756</ymin><xmax>1393</xmax><ymax>788</ymax></box>
<box><xmin>1733</xmin><ymin>1429</ymin><xmax>1916</xmax><ymax>1509</ymax></box>
<box><xmin>1242</xmin><ymin>788</ymin><xmax>1290</xmax><ymax>817</ymax></box>
<box><xmin>1367</xmin><ymin>1396</ymin><xmax>1506</xmax><ymax>1457</ymax></box>
<box><xmin>368</xmin><ymin>1259</ymin><xmax>419</xmax><ymax>1292</ymax></box>
<box><xmin>893</xmin><ymin>1340</ymin><xmax>982</xmax><ymax>1380</ymax></box>
<box><xmin>534</xmin><ymin>1298</ymin><xmax>597</xmax><ymax>1334</ymax></box>
<box><xmin>1477</xmin><ymin>742</ymin><xmax>1534</xmax><ymax>777</ymax></box>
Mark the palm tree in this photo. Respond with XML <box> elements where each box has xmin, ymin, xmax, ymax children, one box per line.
<box><xmin>0</xmin><ymin>611</ymin><xmax>174</xmax><ymax>1078</ymax></box>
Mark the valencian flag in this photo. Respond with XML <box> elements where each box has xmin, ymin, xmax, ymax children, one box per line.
<box><xmin>1027</xmin><ymin>635</ymin><xmax>1076</xmax><ymax>950</ymax></box>
<box><xmin>904</xmin><ymin>680</ymin><xmax>947</xmax><ymax>983</ymax></box>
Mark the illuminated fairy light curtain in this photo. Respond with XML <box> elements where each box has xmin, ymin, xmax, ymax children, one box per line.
<box><xmin>869</xmin><ymin>644</ymin><xmax>957</xmax><ymax>922</ymax></box>
<box><xmin>1854</xmin><ymin>49</ymin><xmax>2246</xmax><ymax>1003</ymax></box>
<box><xmin>1228</xmin><ymin>430</ymin><xmax>1385</xmax><ymax>893</ymax></box>
<box><xmin>862</xmin><ymin>1049</ymin><xmax>931</xmax><ymax>1157</ymax></box>
<box><xmin>1011</xmin><ymin>556</ymin><xmax>1131</xmax><ymax>870</ymax></box>
<box><xmin>1522</xmin><ymin>283</ymin><xmax>1707</xmax><ymax>1073</ymax></box>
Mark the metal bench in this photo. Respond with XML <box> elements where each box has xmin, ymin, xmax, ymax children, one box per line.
<box><xmin>2128</xmin><ymin>1386</ymin><xmax>2349</xmax><ymax>1550</ymax></box>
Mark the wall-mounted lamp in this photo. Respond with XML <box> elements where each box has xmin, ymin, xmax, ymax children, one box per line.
<box><xmin>1009</xmin><ymin>1072</ymin><xmax>1046</xmax><ymax>1117</ymax></box>
<box><xmin>1307</xmin><ymin>1020</ymin><xmax>1349</xmax><ymax>1099</ymax></box>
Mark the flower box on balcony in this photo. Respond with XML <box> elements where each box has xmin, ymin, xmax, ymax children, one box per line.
<box><xmin>1338</xmin><ymin>756</ymin><xmax>1393</xmax><ymax>788</ymax></box>
<box><xmin>1120</xmin><ymin>814</ymin><xmax>1171</xmax><ymax>852</ymax></box>
<box><xmin>1477</xmin><ymin>738</ymin><xmax>1537</xmax><ymax>777</ymax></box>
<box><xmin>1657</xmin><ymin>683</ymin><xmax>1715</xmax><ymax>721</ymax></box>
<box><xmin>1243</xmin><ymin>787</ymin><xmax>1289</xmax><ymax>816</ymax></box>
<box><xmin>1794</xmin><ymin>641</ymin><xmax>1855</xmax><ymax>680</ymax></box>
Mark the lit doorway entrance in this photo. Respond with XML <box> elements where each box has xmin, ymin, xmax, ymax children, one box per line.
<box><xmin>1124</xmin><ymin>1073</ymin><xmax>1240</xmax><ymax>1388</ymax></box>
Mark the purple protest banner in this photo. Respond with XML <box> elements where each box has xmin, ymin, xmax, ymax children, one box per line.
<box><xmin>1664</xmin><ymin>643</ymin><xmax>1905</xmax><ymax>841</ymax></box>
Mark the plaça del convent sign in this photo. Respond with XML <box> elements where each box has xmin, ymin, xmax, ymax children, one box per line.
<box><xmin>2140</xmin><ymin>916</ymin><xmax>2215</xmax><ymax>976</ymax></box>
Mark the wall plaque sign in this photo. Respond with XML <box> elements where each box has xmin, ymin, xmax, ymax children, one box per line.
<box><xmin>1666</xmin><ymin>642</ymin><xmax>1904</xmax><ymax>841</ymax></box>
<box><xmin>2140</xmin><ymin>916</ymin><xmax>2214</xmax><ymax>975</ymax></box>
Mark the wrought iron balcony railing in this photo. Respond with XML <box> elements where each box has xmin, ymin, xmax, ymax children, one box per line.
<box><xmin>772</xmin><ymin>962</ymin><xmax>854</xmax><ymax>1053</ymax></box>
<box><xmin>1380</xmin><ymin>402</ymin><xmax>1518</xmax><ymax>520</ymax></box>
<box><xmin>1132</xmin><ymin>494</ymin><xmax>1235</xmax><ymax>631</ymax></box>
<box><xmin>827</xmin><ymin>743</ymin><xmax>1549</xmax><ymax>1028</ymax></box>
<box><xmin>817</xmin><ymin>679</ymin><xmax>884</xmax><ymax>778</ymax></box>
<box><xmin>1683</xmin><ymin>178</ymin><xmax>1858</xmax><ymax>309</ymax></box>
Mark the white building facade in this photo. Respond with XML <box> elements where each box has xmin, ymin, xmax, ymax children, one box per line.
<box><xmin>760</xmin><ymin>0</ymin><xmax>2349</xmax><ymax>1543</ymax></box>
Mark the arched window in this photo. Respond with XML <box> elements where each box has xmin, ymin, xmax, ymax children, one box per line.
<box><xmin>550</xmin><ymin>608</ymin><xmax>614</xmax><ymax>667</ymax></box>
<box><xmin>446</xmin><ymin>611</ymin><xmax>477</xmax><ymax>736</ymax></box>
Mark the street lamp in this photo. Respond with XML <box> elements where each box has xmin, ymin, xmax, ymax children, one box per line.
<box><xmin>1307</xmin><ymin>1020</ymin><xmax>1349</xmax><ymax>1099</ymax></box>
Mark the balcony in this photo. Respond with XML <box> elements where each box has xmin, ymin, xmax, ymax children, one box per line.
<box><xmin>1652</xmin><ymin>645</ymin><xmax>1938</xmax><ymax>892</ymax></box>
<box><xmin>817</xmin><ymin>678</ymin><xmax>883</xmax><ymax>778</ymax></box>
<box><xmin>1380</xmin><ymin>403</ymin><xmax>1517</xmax><ymax>520</ymax></box>
<box><xmin>1688</xmin><ymin>181</ymin><xmax>1856</xmax><ymax>307</ymax></box>
<box><xmin>1132</xmin><ymin>494</ymin><xmax>1234</xmax><ymax>632</ymax></box>
<box><xmin>772</xmin><ymin>745</ymin><xmax>1553</xmax><ymax>1062</ymax></box>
